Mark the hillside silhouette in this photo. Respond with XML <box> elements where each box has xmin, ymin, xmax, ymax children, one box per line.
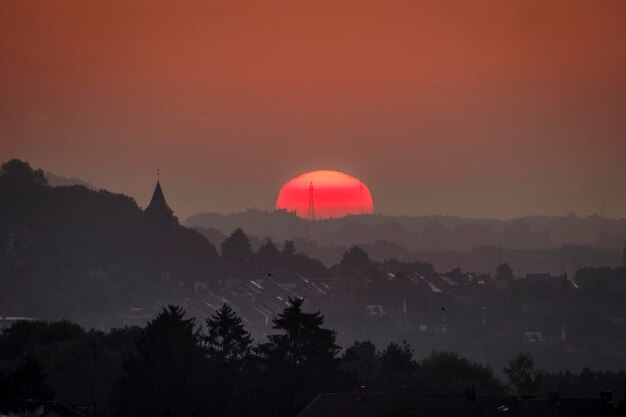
<box><xmin>0</xmin><ymin>159</ymin><xmax>220</xmax><ymax>323</ymax></box>
<box><xmin>3</xmin><ymin>159</ymin><xmax>626</xmax><ymax>376</ymax></box>
<box><xmin>187</xmin><ymin>210</ymin><xmax>626</xmax><ymax>255</ymax></box>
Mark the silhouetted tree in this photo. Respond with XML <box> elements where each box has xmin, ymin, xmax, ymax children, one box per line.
<box><xmin>0</xmin><ymin>159</ymin><xmax>51</xmax><ymax>239</ymax></box>
<box><xmin>340</xmin><ymin>340</ymin><xmax>379</xmax><ymax>387</ymax></box>
<box><xmin>222</xmin><ymin>228</ymin><xmax>253</xmax><ymax>269</ymax></box>
<box><xmin>256</xmin><ymin>239</ymin><xmax>280</xmax><ymax>272</ymax></box>
<box><xmin>335</xmin><ymin>245</ymin><xmax>374</xmax><ymax>278</ymax></box>
<box><xmin>379</xmin><ymin>341</ymin><xmax>417</xmax><ymax>387</ymax></box>
<box><xmin>205</xmin><ymin>303</ymin><xmax>252</xmax><ymax>367</ymax></box>
<box><xmin>0</xmin><ymin>159</ymin><xmax>48</xmax><ymax>188</ymax></box>
<box><xmin>11</xmin><ymin>353</ymin><xmax>55</xmax><ymax>401</ymax></box>
<box><xmin>259</xmin><ymin>298</ymin><xmax>339</xmax><ymax>367</ymax></box>
<box><xmin>204</xmin><ymin>303</ymin><xmax>255</xmax><ymax>417</ymax></box>
<box><xmin>256</xmin><ymin>298</ymin><xmax>339</xmax><ymax>417</ymax></box>
<box><xmin>343</xmin><ymin>340</ymin><xmax>378</xmax><ymax>366</ymax></box>
<box><xmin>504</xmin><ymin>353</ymin><xmax>540</xmax><ymax>396</ymax></box>
<box><xmin>117</xmin><ymin>305</ymin><xmax>207</xmax><ymax>417</ymax></box>
<box><xmin>496</xmin><ymin>263</ymin><xmax>514</xmax><ymax>286</ymax></box>
<box><xmin>284</xmin><ymin>253</ymin><xmax>330</xmax><ymax>279</ymax></box>
<box><xmin>0</xmin><ymin>320</ymin><xmax>85</xmax><ymax>360</ymax></box>
<box><xmin>417</xmin><ymin>351</ymin><xmax>504</xmax><ymax>396</ymax></box>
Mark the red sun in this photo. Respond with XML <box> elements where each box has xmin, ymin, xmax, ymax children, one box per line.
<box><xmin>276</xmin><ymin>170</ymin><xmax>374</xmax><ymax>219</ymax></box>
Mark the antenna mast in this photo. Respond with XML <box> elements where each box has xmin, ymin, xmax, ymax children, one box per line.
<box><xmin>359</xmin><ymin>183</ymin><xmax>364</xmax><ymax>214</ymax></box>
<box><xmin>307</xmin><ymin>182</ymin><xmax>315</xmax><ymax>221</ymax></box>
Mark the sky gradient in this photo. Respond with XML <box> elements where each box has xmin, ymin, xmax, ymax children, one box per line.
<box><xmin>1</xmin><ymin>0</ymin><xmax>625</xmax><ymax>220</ymax></box>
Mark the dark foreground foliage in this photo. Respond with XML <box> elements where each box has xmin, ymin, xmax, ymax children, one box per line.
<box><xmin>2</xmin><ymin>301</ymin><xmax>626</xmax><ymax>417</ymax></box>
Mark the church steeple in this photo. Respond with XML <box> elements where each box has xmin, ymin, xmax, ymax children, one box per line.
<box><xmin>145</xmin><ymin>180</ymin><xmax>173</xmax><ymax>217</ymax></box>
<box><xmin>145</xmin><ymin>174</ymin><xmax>176</xmax><ymax>230</ymax></box>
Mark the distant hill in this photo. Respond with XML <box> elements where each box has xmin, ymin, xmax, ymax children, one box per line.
<box><xmin>187</xmin><ymin>209</ymin><xmax>626</xmax><ymax>253</ymax></box>
<box><xmin>0</xmin><ymin>159</ymin><xmax>220</xmax><ymax>326</ymax></box>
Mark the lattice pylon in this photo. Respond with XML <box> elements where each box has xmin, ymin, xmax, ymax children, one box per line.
<box><xmin>307</xmin><ymin>181</ymin><xmax>315</xmax><ymax>221</ymax></box>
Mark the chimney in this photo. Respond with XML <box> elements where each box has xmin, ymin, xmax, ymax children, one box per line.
<box><xmin>549</xmin><ymin>392</ymin><xmax>560</xmax><ymax>403</ymax></box>
<box><xmin>600</xmin><ymin>391</ymin><xmax>613</xmax><ymax>404</ymax></box>
<box><xmin>352</xmin><ymin>386</ymin><xmax>366</xmax><ymax>400</ymax></box>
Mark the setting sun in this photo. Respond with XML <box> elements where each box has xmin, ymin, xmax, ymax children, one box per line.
<box><xmin>276</xmin><ymin>170</ymin><xmax>374</xmax><ymax>219</ymax></box>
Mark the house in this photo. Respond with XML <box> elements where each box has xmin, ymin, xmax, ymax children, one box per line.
<box><xmin>295</xmin><ymin>390</ymin><xmax>616</xmax><ymax>417</ymax></box>
<box><xmin>296</xmin><ymin>392</ymin><xmax>492</xmax><ymax>417</ymax></box>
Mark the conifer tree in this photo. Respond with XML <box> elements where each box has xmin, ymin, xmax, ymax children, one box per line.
<box><xmin>117</xmin><ymin>305</ymin><xmax>207</xmax><ymax>417</ymax></box>
<box><xmin>256</xmin><ymin>298</ymin><xmax>339</xmax><ymax>417</ymax></box>
<box><xmin>221</xmin><ymin>228</ymin><xmax>253</xmax><ymax>265</ymax></box>
<box><xmin>259</xmin><ymin>297</ymin><xmax>339</xmax><ymax>367</ymax></box>
<box><xmin>205</xmin><ymin>303</ymin><xmax>252</xmax><ymax>367</ymax></box>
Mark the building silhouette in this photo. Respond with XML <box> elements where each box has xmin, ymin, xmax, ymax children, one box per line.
<box><xmin>145</xmin><ymin>179</ymin><xmax>177</xmax><ymax>232</ymax></box>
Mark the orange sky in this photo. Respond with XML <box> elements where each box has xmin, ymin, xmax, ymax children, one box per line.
<box><xmin>1</xmin><ymin>0</ymin><xmax>625</xmax><ymax>219</ymax></box>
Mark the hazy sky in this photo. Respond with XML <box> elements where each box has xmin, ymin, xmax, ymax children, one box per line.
<box><xmin>1</xmin><ymin>0</ymin><xmax>625</xmax><ymax>220</ymax></box>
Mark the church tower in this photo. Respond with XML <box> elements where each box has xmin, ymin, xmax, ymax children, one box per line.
<box><xmin>144</xmin><ymin>176</ymin><xmax>177</xmax><ymax>232</ymax></box>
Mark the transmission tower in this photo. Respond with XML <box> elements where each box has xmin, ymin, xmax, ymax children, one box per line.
<box><xmin>359</xmin><ymin>183</ymin><xmax>364</xmax><ymax>214</ymax></box>
<box><xmin>307</xmin><ymin>182</ymin><xmax>315</xmax><ymax>221</ymax></box>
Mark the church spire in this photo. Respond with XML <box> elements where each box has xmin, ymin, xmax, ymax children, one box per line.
<box><xmin>146</xmin><ymin>180</ymin><xmax>173</xmax><ymax>216</ymax></box>
<box><xmin>145</xmin><ymin>174</ymin><xmax>176</xmax><ymax>229</ymax></box>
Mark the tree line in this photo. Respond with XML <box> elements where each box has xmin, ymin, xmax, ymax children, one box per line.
<box><xmin>2</xmin><ymin>299</ymin><xmax>625</xmax><ymax>417</ymax></box>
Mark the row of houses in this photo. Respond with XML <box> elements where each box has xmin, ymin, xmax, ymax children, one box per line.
<box><xmin>192</xmin><ymin>273</ymin><xmax>331</xmax><ymax>339</ymax></box>
<box><xmin>116</xmin><ymin>267</ymin><xmax>578</xmax><ymax>329</ymax></box>
<box><xmin>297</xmin><ymin>389</ymin><xmax>618</xmax><ymax>417</ymax></box>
